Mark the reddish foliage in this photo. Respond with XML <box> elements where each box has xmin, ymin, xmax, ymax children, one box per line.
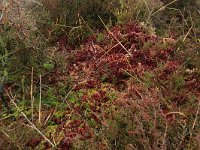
<box><xmin>65</xmin><ymin>23</ymin><xmax>176</xmax><ymax>84</ymax></box>
<box><xmin>51</xmin><ymin>22</ymin><xmax>200</xmax><ymax>147</ymax></box>
<box><xmin>59</xmin><ymin>120</ymin><xmax>93</xmax><ymax>149</ymax></box>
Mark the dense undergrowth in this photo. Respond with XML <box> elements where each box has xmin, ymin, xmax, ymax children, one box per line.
<box><xmin>0</xmin><ymin>0</ymin><xmax>200</xmax><ymax>149</ymax></box>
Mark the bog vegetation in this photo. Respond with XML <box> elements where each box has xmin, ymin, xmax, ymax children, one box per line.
<box><xmin>0</xmin><ymin>0</ymin><xmax>200</xmax><ymax>149</ymax></box>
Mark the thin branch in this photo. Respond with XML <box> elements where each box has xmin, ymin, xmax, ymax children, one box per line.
<box><xmin>31</xmin><ymin>67</ymin><xmax>34</xmax><ymax>122</ymax></box>
<box><xmin>152</xmin><ymin>0</ymin><xmax>178</xmax><ymax>16</ymax></box>
<box><xmin>192</xmin><ymin>98</ymin><xmax>200</xmax><ymax>130</ymax></box>
<box><xmin>98</xmin><ymin>16</ymin><xmax>132</xmax><ymax>56</ymax></box>
<box><xmin>39</xmin><ymin>74</ymin><xmax>42</xmax><ymax>124</ymax></box>
<box><xmin>165</xmin><ymin>112</ymin><xmax>187</xmax><ymax>118</ymax></box>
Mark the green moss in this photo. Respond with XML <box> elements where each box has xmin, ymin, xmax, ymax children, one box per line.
<box><xmin>54</xmin><ymin>111</ymin><xmax>65</xmax><ymax>119</ymax></box>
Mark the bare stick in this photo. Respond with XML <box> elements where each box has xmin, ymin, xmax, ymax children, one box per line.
<box><xmin>192</xmin><ymin>98</ymin><xmax>200</xmax><ymax>130</ymax></box>
<box><xmin>31</xmin><ymin>67</ymin><xmax>34</xmax><ymax>122</ymax></box>
<box><xmin>165</xmin><ymin>111</ymin><xmax>187</xmax><ymax>118</ymax></box>
<box><xmin>152</xmin><ymin>0</ymin><xmax>178</xmax><ymax>16</ymax></box>
<box><xmin>39</xmin><ymin>74</ymin><xmax>42</xmax><ymax>124</ymax></box>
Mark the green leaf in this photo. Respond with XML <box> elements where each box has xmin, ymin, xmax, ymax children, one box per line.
<box><xmin>69</xmin><ymin>96</ymin><xmax>78</xmax><ymax>103</ymax></box>
<box><xmin>96</xmin><ymin>33</ymin><xmax>104</xmax><ymax>43</ymax></box>
<box><xmin>43</xmin><ymin>63</ymin><xmax>54</xmax><ymax>70</ymax></box>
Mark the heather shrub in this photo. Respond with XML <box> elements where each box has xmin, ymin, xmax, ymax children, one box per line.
<box><xmin>36</xmin><ymin>0</ymin><xmax>119</xmax><ymax>46</ymax></box>
<box><xmin>0</xmin><ymin>0</ymin><xmax>36</xmax><ymax>81</ymax></box>
<box><xmin>39</xmin><ymin>0</ymin><xmax>118</xmax><ymax>29</ymax></box>
<box><xmin>115</xmin><ymin>0</ymin><xmax>163</xmax><ymax>23</ymax></box>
